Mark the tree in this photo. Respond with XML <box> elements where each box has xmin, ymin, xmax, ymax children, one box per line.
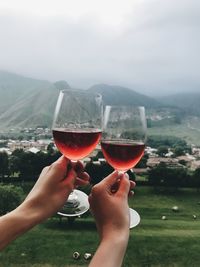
<box><xmin>85</xmin><ymin>161</ymin><xmax>113</xmax><ymax>185</ymax></box>
<box><xmin>173</xmin><ymin>146</ymin><xmax>185</xmax><ymax>157</ymax></box>
<box><xmin>162</xmin><ymin>167</ymin><xmax>187</xmax><ymax>190</ymax></box>
<box><xmin>148</xmin><ymin>162</ymin><xmax>166</xmax><ymax>188</ymax></box>
<box><xmin>18</xmin><ymin>151</ymin><xmax>48</xmax><ymax>180</ymax></box>
<box><xmin>9</xmin><ymin>149</ymin><xmax>61</xmax><ymax>180</ymax></box>
<box><xmin>47</xmin><ymin>142</ymin><xmax>55</xmax><ymax>155</ymax></box>
<box><xmin>148</xmin><ymin>163</ymin><xmax>188</xmax><ymax>192</ymax></box>
<box><xmin>157</xmin><ymin>146</ymin><xmax>168</xmax><ymax>157</ymax></box>
<box><xmin>147</xmin><ymin>135</ymin><xmax>187</xmax><ymax>149</ymax></box>
<box><xmin>135</xmin><ymin>153</ymin><xmax>149</xmax><ymax>168</ymax></box>
<box><xmin>0</xmin><ymin>185</ymin><xmax>23</xmax><ymax>215</ymax></box>
<box><xmin>18</xmin><ymin>135</ymin><xmax>24</xmax><ymax>141</ymax></box>
<box><xmin>9</xmin><ymin>149</ymin><xmax>25</xmax><ymax>177</ymax></box>
<box><xmin>0</xmin><ymin>152</ymin><xmax>9</xmax><ymax>180</ymax></box>
<box><xmin>0</xmin><ymin>141</ymin><xmax>8</xmax><ymax>148</ymax></box>
<box><xmin>18</xmin><ymin>152</ymin><xmax>36</xmax><ymax>179</ymax></box>
<box><xmin>191</xmin><ymin>168</ymin><xmax>200</xmax><ymax>191</ymax></box>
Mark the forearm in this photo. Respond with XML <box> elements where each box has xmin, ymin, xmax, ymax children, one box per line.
<box><xmin>89</xmin><ymin>233</ymin><xmax>129</xmax><ymax>267</ymax></box>
<box><xmin>0</xmin><ymin>202</ymin><xmax>43</xmax><ymax>251</ymax></box>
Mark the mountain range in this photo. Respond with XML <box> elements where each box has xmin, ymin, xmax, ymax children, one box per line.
<box><xmin>0</xmin><ymin>70</ymin><xmax>199</xmax><ymax>131</ymax></box>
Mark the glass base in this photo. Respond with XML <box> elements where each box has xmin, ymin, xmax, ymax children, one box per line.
<box><xmin>57</xmin><ymin>189</ymin><xmax>89</xmax><ymax>217</ymax></box>
<box><xmin>129</xmin><ymin>208</ymin><xmax>140</xmax><ymax>228</ymax></box>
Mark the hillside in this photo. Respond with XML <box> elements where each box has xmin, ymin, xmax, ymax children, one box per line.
<box><xmin>0</xmin><ymin>73</ymin><xmax>164</xmax><ymax>130</ymax></box>
<box><xmin>0</xmin><ymin>71</ymin><xmax>52</xmax><ymax>112</ymax></box>
<box><xmin>0</xmin><ymin>71</ymin><xmax>200</xmax><ymax>143</ymax></box>
<box><xmin>0</xmin><ymin>71</ymin><xmax>61</xmax><ymax>129</ymax></box>
<box><xmin>158</xmin><ymin>93</ymin><xmax>200</xmax><ymax>116</ymax></box>
<box><xmin>88</xmin><ymin>84</ymin><xmax>161</xmax><ymax>108</ymax></box>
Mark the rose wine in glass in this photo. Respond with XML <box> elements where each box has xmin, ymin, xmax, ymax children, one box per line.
<box><xmin>52</xmin><ymin>89</ymin><xmax>103</xmax><ymax>216</ymax></box>
<box><xmin>101</xmin><ymin>141</ymin><xmax>145</xmax><ymax>171</ymax></box>
<box><xmin>101</xmin><ymin>105</ymin><xmax>147</xmax><ymax>228</ymax></box>
<box><xmin>52</xmin><ymin>129</ymin><xmax>101</xmax><ymax>161</ymax></box>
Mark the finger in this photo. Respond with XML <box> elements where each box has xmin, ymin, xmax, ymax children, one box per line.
<box><xmin>62</xmin><ymin>168</ymin><xmax>77</xmax><ymax>190</ymax></box>
<box><xmin>129</xmin><ymin>181</ymin><xmax>136</xmax><ymax>197</ymax></box>
<box><xmin>50</xmin><ymin>156</ymin><xmax>70</xmax><ymax>180</ymax></box>
<box><xmin>40</xmin><ymin>166</ymin><xmax>50</xmax><ymax>176</ymax></box>
<box><xmin>110</xmin><ymin>173</ymin><xmax>130</xmax><ymax>194</ymax></box>
<box><xmin>116</xmin><ymin>173</ymin><xmax>130</xmax><ymax>197</ymax></box>
<box><xmin>75</xmin><ymin>177</ymin><xmax>89</xmax><ymax>187</ymax></box>
<box><xmin>130</xmin><ymin>180</ymin><xmax>136</xmax><ymax>190</ymax></box>
<box><xmin>77</xmin><ymin>171</ymin><xmax>90</xmax><ymax>182</ymax></box>
<box><xmin>103</xmin><ymin>171</ymin><xmax>123</xmax><ymax>186</ymax></box>
<box><xmin>88</xmin><ymin>194</ymin><xmax>93</xmax><ymax>206</ymax></box>
<box><xmin>56</xmin><ymin>155</ymin><xmax>70</xmax><ymax>166</ymax></box>
<box><xmin>70</xmin><ymin>160</ymin><xmax>84</xmax><ymax>174</ymax></box>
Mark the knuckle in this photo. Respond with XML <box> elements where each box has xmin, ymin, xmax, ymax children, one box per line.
<box><xmin>43</xmin><ymin>166</ymin><xmax>49</xmax><ymax>172</ymax></box>
<box><xmin>91</xmin><ymin>184</ymin><xmax>100</xmax><ymax>195</ymax></box>
<box><xmin>51</xmin><ymin>162</ymin><xmax>64</xmax><ymax>172</ymax></box>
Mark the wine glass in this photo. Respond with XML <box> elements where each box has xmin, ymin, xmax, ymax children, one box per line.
<box><xmin>101</xmin><ymin>105</ymin><xmax>147</xmax><ymax>228</ymax></box>
<box><xmin>52</xmin><ymin>89</ymin><xmax>103</xmax><ymax>217</ymax></box>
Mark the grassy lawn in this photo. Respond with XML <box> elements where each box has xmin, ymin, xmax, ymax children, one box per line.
<box><xmin>148</xmin><ymin>122</ymin><xmax>200</xmax><ymax>145</ymax></box>
<box><xmin>1</xmin><ymin>186</ymin><xmax>200</xmax><ymax>267</ymax></box>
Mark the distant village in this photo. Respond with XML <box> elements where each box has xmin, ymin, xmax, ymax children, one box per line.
<box><xmin>0</xmin><ymin>127</ymin><xmax>52</xmax><ymax>155</ymax></box>
<box><xmin>145</xmin><ymin>146</ymin><xmax>200</xmax><ymax>171</ymax></box>
<box><xmin>1</xmin><ymin>126</ymin><xmax>200</xmax><ymax>173</ymax></box>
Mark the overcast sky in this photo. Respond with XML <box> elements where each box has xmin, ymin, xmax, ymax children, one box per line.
<box><xmin>0</xmin><ymin>0</ymin><xmax>199</xmax><ymax>96</ymax></box>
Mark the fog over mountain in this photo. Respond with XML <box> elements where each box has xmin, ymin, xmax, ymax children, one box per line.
<box><xmin>0</xmin><ymin>0</ymin><xmax>199</xmax><ymax>96</ymax></box>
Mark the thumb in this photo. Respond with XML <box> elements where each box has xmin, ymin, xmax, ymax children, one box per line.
<box><xmin>56</xmin><ymin>155</ymin><xmax>70</xmax><ymax>166</ymax></box>
<box><xmin>116</xmin><ymin>173</ymin><xmax>130</xmax><ymax>197</ymax></box>
<box><xmin>103</xmin><ymin>171</ymin><xmax>122</xmax><ymax>186</ymax></box>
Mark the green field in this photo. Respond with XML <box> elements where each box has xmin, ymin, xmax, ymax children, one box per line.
<box><xmin>148</xmin><ymin>121</ymin><xmax>200</xmax><ymax>146</ymax></box>
<box><xmin>1</xmin><ymin>186</ymin><xmax>200</xmax><ymax>267</ymax></box>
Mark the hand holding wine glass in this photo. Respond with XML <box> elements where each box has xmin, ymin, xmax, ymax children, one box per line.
<box><xmin>52</xmin><ymin>89</ymin><xmax>103</xmax><ymax>216</ymax></box>
<box><xmin>101</xmin><ymin>105</ymin><xmax>147</xmax><ymax>228</ymax></box>
<box><xmin>88</xmin><ymin>171</ymin><xmax>135</xmax><ymax>267</ymax></box>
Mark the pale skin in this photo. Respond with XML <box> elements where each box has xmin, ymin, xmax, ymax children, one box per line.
<box><xmin>0</xmin><ymin>156</ymin><xmax>135</xmax><ymax>267</ymax></box>
<box><xmin>0</xmin><ymin>156</ymin><xmax>89</xmax><ymax>250</ymax></box>
<box><xmin>89</xmin><ymin>171</ymin><xmax>135</xmax><ymax>267</ymax></box>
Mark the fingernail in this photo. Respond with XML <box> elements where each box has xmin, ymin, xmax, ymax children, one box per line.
<box><xmin>116</xmin><ymin>171</ymin><xmax>124</xmax><ymax>179</ymax></box>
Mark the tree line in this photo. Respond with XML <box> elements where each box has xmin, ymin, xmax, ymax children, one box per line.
<box><xmin>0</xmin><ymin>145</ymin><xmax>60</xmax><ymax>181</ymax></box>
<box><xmin>0</xmin><ymin>141</ymin><xmax>200</xmax><ymax>190</ymax></box>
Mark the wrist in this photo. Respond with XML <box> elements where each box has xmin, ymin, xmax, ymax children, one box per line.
<box><xmin>100</xmin><ymin>228</ymin><xmax>129</xmax><ymax>245</ymax></box>
<box><xmin>89</xmin><ymin>229</ymin><xmax>129</xmax><ymax>267</ymax></box>
<box><xmin>0</xmin><ymin>203</ymin><xmax>43</xmax><ymax>250</ymax></box>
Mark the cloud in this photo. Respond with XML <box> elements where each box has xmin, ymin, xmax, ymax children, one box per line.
<box><xmin>0</xmin><ymin>0</ymin><xmax>199</xmax><ymax>95</ymax></box>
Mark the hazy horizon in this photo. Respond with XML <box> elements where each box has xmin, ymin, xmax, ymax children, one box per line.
<box><xmin>0</xmin><ymin>0</ymin><xmax>199</xmax><ymax>96</ymax></box>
